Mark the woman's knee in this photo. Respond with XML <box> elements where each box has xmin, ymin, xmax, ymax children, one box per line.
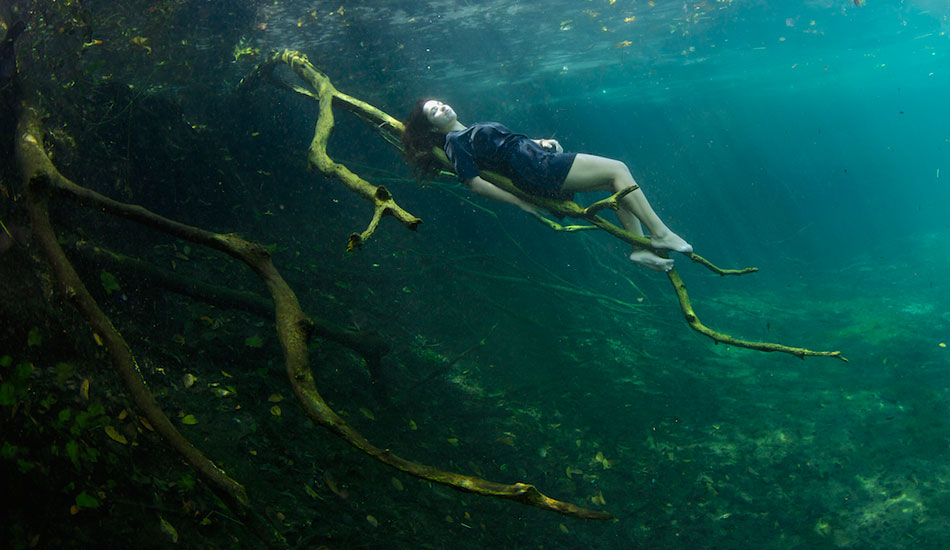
<box><xmin>565</xmin><ymin>154</ymin><xmax>632</xmax><ymax>191</ymax></box>
<box><xmin>611</xmin><ymin>159</ymin><xmax>632</xmax><ymax>178</ymax></box>
<box><xmin>604</xmin><ymin>159</ymin><xmax>633</xmax><ymax>188</ymax></box>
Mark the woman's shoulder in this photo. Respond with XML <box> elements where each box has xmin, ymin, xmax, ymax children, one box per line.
<box><xmin>474</xmin><ymin>121</ymin><xmax>512</xmax><ymax>133</ymax></box>
<box><xmin>447</xmin><ymin>122</ymin><xmax>514</xmax><ymax>144</ymax></box>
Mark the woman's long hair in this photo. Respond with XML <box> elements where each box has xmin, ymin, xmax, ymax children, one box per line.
<box><xmin>401</xmin><ymin>99</ymin><xmax>448</xmax><ymax>179</ymax></box>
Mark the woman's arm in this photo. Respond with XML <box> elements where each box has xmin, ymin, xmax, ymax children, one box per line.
<box><xmin>465</xmin><ymin>175</ymin><xmax>540</xmax><ymax>215</ymax></box>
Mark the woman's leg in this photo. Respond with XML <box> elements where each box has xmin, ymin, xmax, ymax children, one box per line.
<box><xmin>562</xmin><ymin>154</ymin><xmax>692</xmax><ymax>270</ymax></box>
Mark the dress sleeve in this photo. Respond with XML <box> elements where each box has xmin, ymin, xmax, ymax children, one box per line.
<box><xmin>444</xmin><ymin>132</ymin><xmax>481</xmax><ymax>181</ymax></box>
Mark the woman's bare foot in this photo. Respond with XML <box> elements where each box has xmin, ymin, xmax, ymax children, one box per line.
<box><xmin>630</xmin><ymin>250</ymin><xmax>674</xmax><ymax>272</ymax></box>
<box><xmin>650</xmin><ymin>231</ymin><xmax>693</xmax><ymax>255</ymax></box>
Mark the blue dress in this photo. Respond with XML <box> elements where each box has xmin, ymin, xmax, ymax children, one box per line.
<box><xmin>444</xmin><ymin>122</ymin><xmax>577</xmax><ymax>200</ymax></box>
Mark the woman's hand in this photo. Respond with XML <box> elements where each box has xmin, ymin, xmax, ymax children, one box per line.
<box><xmin>540</xmin><ymin>139</ymin><xmax>563</xmax><ymax>154</ymax></box>
<box><xmin>518</xmin><ymin>201</ymin><xmax>543</xmax><ymax>217</ymax></box>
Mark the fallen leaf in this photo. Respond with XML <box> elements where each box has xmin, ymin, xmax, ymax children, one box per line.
<box><xmin>104</xmin><ymin>425</ymin><xmax>128</xmax><ymax>445</ymax></box>
<box><xmin>158</xmin><ymin>516</ymin><xmax>178</xmax><ymax>543</ymax></box>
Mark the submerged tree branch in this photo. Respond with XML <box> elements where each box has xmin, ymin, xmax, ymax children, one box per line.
<box><xmin>15</xmin><ymin>101</ymin><xmax>609</xmax><ymax>520</ymax></box>
<box><xmin>244</xmin><ymin>51</ymin><xmax>842</xmax><ymax>360</ymax></box>
<box><xmin>15</xmin><ymin>102</ymin><xmax>252</xmax><ymax>507</ymax></box>
<box><xmin>70</xmin><ymin>241</ymin><xmax>390</xmax><ymax>369</ymax></box>
<box><xmin>666</xmin><ymin>270</ymin><xmax>846</xmax><ymax>360</ymax></box>
<box><xmin>241</xmin><ymin>49</ymin><xmax>420</xmax><ymax>251</ymax></box>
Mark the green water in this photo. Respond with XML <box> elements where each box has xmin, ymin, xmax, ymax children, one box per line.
<box><xmin>1</xmin><ymin>0</ymin><xmax>949</xmax><ymax>548</ymax></box>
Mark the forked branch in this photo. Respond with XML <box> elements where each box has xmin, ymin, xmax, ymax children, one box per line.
<box><xmin>15</xmin><ymin>101</ymin><xmax>611</xmax><ymax>520</ymax></box>
<box><xmin>246</xmin><ymin>49</ymin><xmax>845</xmax><ymax>361</ymax></box>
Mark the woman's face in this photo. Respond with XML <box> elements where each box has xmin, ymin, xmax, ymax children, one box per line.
<box><xmin>423</xmin><ymin>100</ymin><xmax>457</xmax><ymax>131</ymax></box>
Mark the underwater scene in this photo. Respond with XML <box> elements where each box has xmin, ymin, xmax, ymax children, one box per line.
<box><xmin>1</xmin><ymin>0</ymin><xmax>949</xmax><ymax>548</ymax></box>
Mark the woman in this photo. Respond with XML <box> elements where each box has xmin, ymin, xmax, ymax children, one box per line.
<box><xmin>401</xmin><ymin>99</ymin><xmax>692</xmax><ymax>272</ymax></box>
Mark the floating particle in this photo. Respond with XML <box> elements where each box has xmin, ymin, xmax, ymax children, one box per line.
<box><xmin>565</xmin><ymin>466</ymin><xmax>583</xmax><ymax>479</ymax></box>
<box><xmin>130</xmin><ymin>37</ymin><xmax>151</xmax><ymax>54</ymax></box>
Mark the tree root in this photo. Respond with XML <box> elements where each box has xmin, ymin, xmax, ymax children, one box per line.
<box><xmin>15</xmin><ymin>101</ymin><xmax>610</xmax><ymax>520</ymax></box>
<box><xmin>242</xmin><ymin>49</ymin><xmax>845</xmax><ymax>361</ymax></box>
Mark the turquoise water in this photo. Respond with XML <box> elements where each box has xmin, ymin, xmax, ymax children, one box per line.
<box><xmin>3</xmin><ymin>0</ymin><xmax>950</xmax><ymax>548</ymax></box>
<box><xmin>238</xmin><ymin>1</ymin><xmax>950</xmax><ymax>545</ymax></box>
<box><xmin>250</xmin><ymin>2</ymin><xmax>950</xmax><ymax>546</ymax></box>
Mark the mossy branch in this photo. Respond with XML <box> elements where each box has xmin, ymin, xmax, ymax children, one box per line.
<box><xmin>472</xmin><ymin>167</ymin><xmax>843</xmax><ymax>360</ymax></box>
<box><xmin>667</xmin><ymin>270</ymin><xmax>846</xmax><ymax>361</ymax></box>
<box><xmin>16</xmin><ymin>102</ymin><xmax>252</xmax><ymax>510</ymax></box>
<box><xmin>243</xmin><ymin>50</ymin><xmax>844</xmax><ymax>361</ymax></box>
<box><xmin>70</xmin><ymin>241</ymin><xmax>390</xmax><ymax>369</ymax></box>
<box><xmin>241</xmin><ymin>49</ymin><xmax>419</xmax><ymax>250</ymax></box>
<box><xmin>15</xmin><ymin>101</ymin><xmax>609</xmax><ymax>520</ymax></box>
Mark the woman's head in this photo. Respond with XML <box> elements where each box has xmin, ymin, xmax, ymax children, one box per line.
<box><xmin>401</xmin><ymin>98</ymin><xmax>453</xmax><ymax>178</ymax></box>
<box><xmin>421</xmin><ymin>100</ymin><xmax>458</xmax><ymax>131</ymax></box>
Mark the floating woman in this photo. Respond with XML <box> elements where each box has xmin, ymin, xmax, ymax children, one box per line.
<box><xmin>401</xmin><ymin>99</ymin><xmax>692</xmax><ymax>271</ymax></box>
